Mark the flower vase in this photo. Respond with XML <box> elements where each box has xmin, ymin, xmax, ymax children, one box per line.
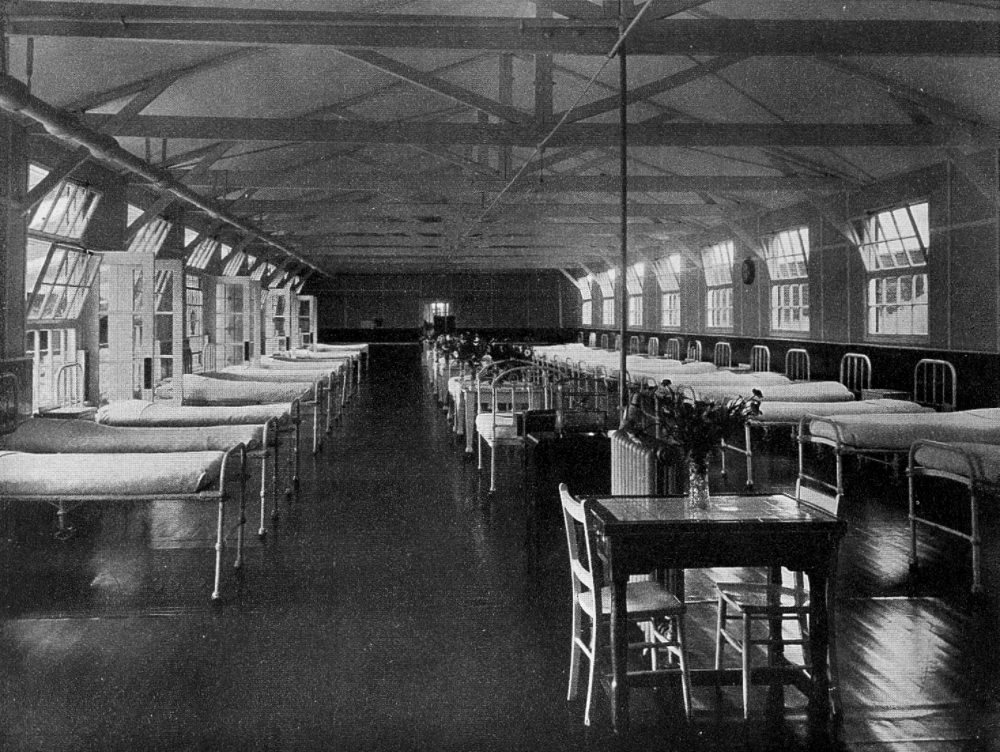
<box><xmin>687</xmin><ymin>459</ymin><xmax>711</xmax><ymax>512</ymax></box>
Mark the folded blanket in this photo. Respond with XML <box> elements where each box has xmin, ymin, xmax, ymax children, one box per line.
<box><xmin>97</xmin><ymin>400</ymin><xmax>292</xmax><ymax>428</ymax></box>
<box><xmin>182</xmin><ymin>374</ymin><xmax>314</xmax><ymax>406</ymax></box>
<box><xmin>0</xmin><ymin>450</ymin><xmax>225</xmax><ymax>495</ymax></box>
<box><xmin>752</xmin><ymin>398</ymin><xmax>931</xmax><ymax>424</ymax></box>
<box><xmin>5</xmin><ymin>417</ymin><xmax>265</xmax><ymax>453</ymax></box>
<box><xmin>808</xmin><ymin>410</ymin><xmax>1000</xmax><ymax>449</ymax></box>
<box><xmin>214</xmin><ymin>367</ymin><xmax>337</xmax><ymax>383</ymax></box>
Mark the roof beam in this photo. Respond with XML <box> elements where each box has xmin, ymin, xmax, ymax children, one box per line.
<box><xmin>334</xmin><ymin>49</ymin><xmax>532</xmax><ymax>124</ymax></box>
<box><xmin>242</xmin><ymin>199</ymin><xmax>730</xmax><ymax>217</ymax></box>
<box><xmin>183</xmin><ymin>171</ymin><xmax>844</xmax><ymax>192</ymax></box>
<box><xmin>62</xmin><ymin>47</ymin><xmax>262</xmax><ymax>112</ymax></box>
<box><xmin>10</xmin><ymin>6</ymin><xmax>997</xmax><ymax>56</ymax></box>
<box><xmin>86</xmin><ymin>115</ymin><xmax>970</xmax><ymax>147</ymax></box>
<box><xmin>554</xmin><ymin>55</ymin><xmax>745</xmax><ymax>124</ymax></box>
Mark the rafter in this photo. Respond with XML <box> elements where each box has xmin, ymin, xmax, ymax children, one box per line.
<box><xmin>334</xmin><ymin>49</ymin><xmax>532</xmax><ymax>124</ymax></box>
<box><xmin>10</xmin><ymin>6</ymin><xmax>997</xmax><ymax>56</ymax></box>
<box><xmin>180</xmin><ymin>171</ymin><xmax>844</xmax><ymax>192</ymax></box>
<box><xmin>62</xmin><ymin>47</ymin><xmax>261</xmax><ymax>112</ymax></box>
<box><xmin>84</xmin><ymin>116</ymin><xmax>968</xmax><ymax>147</ymax></box>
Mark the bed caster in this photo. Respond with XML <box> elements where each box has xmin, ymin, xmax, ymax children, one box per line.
<box><xmin>258</xmin><ymin>529</ymin><xmax>267</xmax><ymax>542</ymax></box>
<box><xmin>744</xmin><ymin>481</ymin><xmax>755</xmax><ymax>491</ymax></box>
<box><xmin>54</xmin><ymin>525</ymin><xmax>75</xmax><ymax>541</ymax></box>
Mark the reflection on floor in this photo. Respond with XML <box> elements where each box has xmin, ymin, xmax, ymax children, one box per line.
<box><xmin>1</xmin><ymin>345</ymin><xmax>999</xmax><ymax>751</ymax></box>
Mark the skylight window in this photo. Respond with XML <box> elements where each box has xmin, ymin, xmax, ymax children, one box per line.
<box><xmin>860</xmin><ymin>202</ymin><xmax>929</xmax><ymax>338</ymax></box>
<box><xmin>29</xmin><ymin>180</ymin><xmax>101</xmax><ymax>240</ymax></box>
<box><xmin>764</xmin><ymin>227</ymin><xmax>810</xmax><ymax>333</ymax></box>
<box><xmin>186</xmin><ymin>237</ymin><xmax>220</xmax><ymax>270</ymax></box>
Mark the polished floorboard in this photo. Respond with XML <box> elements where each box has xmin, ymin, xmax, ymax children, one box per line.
<box><xmin>2</xmin><ymin>345</ymin><xmax>999</xmax><ymax>751</ymax></box>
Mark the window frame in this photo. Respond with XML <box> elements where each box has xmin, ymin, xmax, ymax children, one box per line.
<box><xmin>858</xmin><ymin>201</ymin><xmax>930</xmax><ymax>341</ymax></box>
<box><xmin>763</xmin><ymin>226</ymin><xmax>810</xmax><ymax>334</ymax></box>
<box><xmin>701</xmin><ymin>241</ymin><xmax>734</xmax><ymax>331</ymax></box>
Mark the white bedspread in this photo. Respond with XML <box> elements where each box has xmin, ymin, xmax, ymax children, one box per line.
<box><xmin>753</xmin><ymin>398</ymin><xmax>931</xmax><ymax>424</ymax></box>
<box><xmin>216</xmin><ymin>367</ymin><xmax>338</xmax><ymax>383</ymax></box>
<box><xmin>97</xmin><ymin>400</ymin><xmax>292</xmax><ymax>428</ymax></box>
<box><xmin>4</xmin><ymin>418</ymin><xmax>265</xmax><ymax>453</ymax></box>
<box><xmin>182</xmin><ymin>374</ymin><xmax>314</xmax><ymax>405</ymax></box>
<box><xmin>0</xmin><ymin>450</ymin><xmax>225</xmax><ymax>496</ymax></box>
<box><xmin>694</xmin><ymin>380</ymin><xmax>853</xmax><ymax>403</ymax></box>
<box><xmin>912</xmin><ymin>441</ymin><xmax>1000</xmax><ymax>482</ymax></box>
<box><xmin>808</xmin><ymin>409</ymin><xmax>1000</xmax><ymax>450</ymax></box>
<box><xmin>474</xmin><ymin>413</ymin><xmax>519</xmax><ymax>444</ymax></box>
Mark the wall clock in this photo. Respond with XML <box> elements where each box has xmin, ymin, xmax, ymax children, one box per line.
<box><xmin>741</xmin><ymin>258</ymin><xmax>756</xmax><ymax>285</ymax></box>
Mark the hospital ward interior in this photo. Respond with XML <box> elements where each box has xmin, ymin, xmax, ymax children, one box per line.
<box><xmin>0</xmin><ymin>1</ymin><xmax>998</xmax><ymax>750</ymax></box>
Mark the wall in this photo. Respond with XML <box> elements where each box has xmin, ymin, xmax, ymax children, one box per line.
<box><xmin>568</xmin><ymin>150</ymin><xmax>1000</xmax><ymax>405</ymax></box>
<box><xmin>310</xmin><ymin>271</ymin><xmax>567</xmax><ymax>338</ymax></box>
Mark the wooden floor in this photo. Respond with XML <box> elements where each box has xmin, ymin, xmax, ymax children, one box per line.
<box><xmin>2</xmin><ymin>345</ymin><xmax>999</xmax><ymax>751</ymax></box>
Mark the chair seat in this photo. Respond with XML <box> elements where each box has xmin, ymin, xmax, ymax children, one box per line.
<box><xmin>716</xmin><ymin>582</ymin><xmax>810</xmax><ymax>615</ymax></box>
<box><xmin>579</xmin><ymin>580</ymin><xmax>685</xmax><ymax>619</ymax></box>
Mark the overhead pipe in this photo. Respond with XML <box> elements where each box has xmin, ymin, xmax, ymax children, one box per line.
<box><xmin>0</xmin><ymin>73</ymin><xmax>324</xmax><ymax>276</ymax></box>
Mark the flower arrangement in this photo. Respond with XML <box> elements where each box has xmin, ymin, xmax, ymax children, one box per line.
<box><xmin>623</xmin><ymin>380</ymin><xmax>762</xmax><ymax>508</ymax></box>
<box><xmin>488</xmin><ymin>339</ymin><xmax>534</xmax><ymax>362</ymax></box>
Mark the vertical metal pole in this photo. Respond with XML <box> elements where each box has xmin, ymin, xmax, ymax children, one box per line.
<box><xmin>618</xmin><ymin>11</ymin><xmax>629</xmax><ymax>413</ymax></box>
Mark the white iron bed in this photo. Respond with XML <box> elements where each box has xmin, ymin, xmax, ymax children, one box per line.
<box><xmin>97</xmin><ymin>397</ymin><xmax>301</xmax><ymax>532</ymax></box>
<box><xmin>0</xmin><ymin>374</ymin><xmax>248</xmax><ymax>600</ymax></box>
<box><xmin>722</xmin><ymin>356</ymin><xmax>944</xmax><ymax>488</ymax></box>
<box><xmin>908</xmin><ymin>440</ymin><xmax>1000</xmax><ymax>594</ymax></box>
<box><xmin>797</xmin><ymin>360</ymin><xmax>979</xmax><ymax>506</ymax></box>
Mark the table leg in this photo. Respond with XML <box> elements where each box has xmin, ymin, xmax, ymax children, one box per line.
<box><xmin>766</xmin><ymin>566</ymin><xmax>785</xmax><ymax>712</ymax></box>
<box><xmin>610</xmin><ymin>570</ymin><xmax>630</xmax><ymax>735</ymax></box>
<box><xmin>807</xmin><ymin>567</ymin><xmax>832</xmax><ymax>745</ymax></box>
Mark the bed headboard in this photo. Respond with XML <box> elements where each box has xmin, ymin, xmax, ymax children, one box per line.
<box><xmin>646</xmin><ymin>337</ymin><xmax>659</xmax><ymax>356</ymax></box>
<box><xmin>686</xmin><ymin>339</ymin><xmax>702</xmax><ymax>362</ymax></box>
<box><xmin>914</xmin><ymin>359</ymin><xmax>957</xmax><ymax>411</ymax></box>
<box><xmin>750</xmin><ymin>345</ymin><xmax>771</xmax><ymax>372</ymax></box>
<box><xmin>665</xmin><ymin>338</ymin><xmax>681</xmax><ymax>360</ymax></box>
<box><xmin>713</xmin><ymin>341</ymin><xmax>732</xmax><ymax>368</ymax></box>
<box><xmin>628</xmin><ymin>335</ymin><xmax>641</xmax><ymax>355</ymax></box>
<box><xmin>785</xmin><ymin>349</ymin><xmax>811</xmax><ymax>381</ymax></box>
<box><xmin>839</xmin><ymin>353</ymin><xmax>872</xmax><ymax>395</ymax></box>
<box><xmin>1</xmin><ymin>372</ymin><xmax>22</xmax><ymax>436</ymax></box>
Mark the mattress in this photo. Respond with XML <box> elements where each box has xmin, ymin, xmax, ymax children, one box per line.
<box><xmin>216</xmin><ymin>367</ymin><xmax>338</xmax><ymax>383</ymax></box>
<box><xmin>808</xmin><ymin>410</ymin><xmax>1000</xmax><ymax>450</ymax></box>
<box><xmin>474</xmin><ymin>413</ymin><xmax>519</xmax><ymax>444</ymax></box>
<box><xmin>4</xmin><ymin>417</ymin><xmax>265</xmax><ymax>453</ymax></box>
<box><xmin>182</xmin><ymin>374</ymin><xmax>314</xmax><ymax>406</ymax></box>
<box><xmin>695</xmin><ymin>380</ymin><xmax>853</xmax><ymax>403</ymax></box>
<box><xmin>912</xmin><ymin>441</ymin><xmax>1000</xmax><ymax>483</ymax></box>
<box><xmin>0</xmin><ymin>450</ymin><xmax>225</xmax><ymax>496</ymax></box>
<box><xmin>258</xmin><ymin>356</ymin><xmax>352</xmax><ymax>370</ymax></box>
<box><xmin>97</xmin><ymin>400</ymin><xmax>292</xmax><ymax>428</ymax></box>
<box><xmin>753</xmin><ymin>398</ymin><xmax>931</xmax><ymax>425</ymax></box>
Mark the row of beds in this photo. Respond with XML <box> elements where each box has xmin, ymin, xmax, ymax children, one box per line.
<box><xmin>0</xmin><ymin>344</ymin><xmax>369</xmax><ymax>601</ymax></box>
<box><xmin>425</xmin><ymin>345</ymin><xmax>613</xmax><ymax>492</ymax></box>
<box><xmin>536</xmin><ymin>335</ymin><xmax>1000</xmax><ymax>594</ymax></box>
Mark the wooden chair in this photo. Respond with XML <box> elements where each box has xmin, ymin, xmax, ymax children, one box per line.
<box><xmin>559</xmin><ymin>484</ymin><xmax>692</xmax><ymax>725</ymax></box>
<box><xmin>713</xmin><ymin>490</ymin><xmax>840</xmax><ymax>720</ymax></box>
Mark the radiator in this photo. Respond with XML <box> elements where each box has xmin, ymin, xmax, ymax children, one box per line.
<box><xmin>610</xmin><ymin>429</ymin><xmax>677</xmax><ymax>495</ymax></box>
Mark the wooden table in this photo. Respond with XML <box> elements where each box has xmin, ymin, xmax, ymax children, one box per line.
<box><xmin>585</xmin><ymin>492</ymin><xmax>845</xmax><ymax>739</ymax></box>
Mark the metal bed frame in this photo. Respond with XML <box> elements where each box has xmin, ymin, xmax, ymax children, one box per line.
<box><xmin>796</xmin><ymin>359</ymin><xmax>958</xmax><ymax>506</ymax></box>
<box><xmin>0</xmin><ymin>372</ymin><xmax>248</xmax><ymax>601</ymax></box>
<box><xmin>723</xmin><ymin>356</ymin><xmax>953</xmax><ymax>491</ymax></box>
<box><xmin>907</xmin><ymin>439</ymin><xmax>999</xmax><ymax>594</ymax></box>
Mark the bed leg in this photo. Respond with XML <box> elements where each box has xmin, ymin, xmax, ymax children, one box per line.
<box><xmin>54</xmin><ymin>500</ymin><xmax>74</xmax><ymax>541</ymax></box>
<box><xmin>235</xmin><ymin>456</ymin><xmax>247</xmax><ymax>570</ymax></box>
<box><xmin>272</xmin><ymin>439</ymin><xmax>283</xmax><ymax>518</ymax></box>
<box><xmin>908</xmin><ymin>468</ymin><xmax>918</xmax><ymax>573</ymax></box>
<box><xmin>745</xmin><ymin>424</ymin><xmax>754</xmax><ymax>491</ymax></box>
<box><xmin>326</xmin><ymin>379</ymin><xmax>334</xmax><ymax>434</ymax></box>
<box><xmin>259</xmin><ymin>451</ymin><xmax>269</xmax><ymax>539</ymax></box>
<box><xmin>490</xmin><ymin>445</ymin><xmax>497</xmax><ymax>493</ymax></box>
<box><xmin>313</xmin><ymin>402</ymin><xmax>320</xmax><ymax>455</ymax></box>
<box><xmin>478</xmin><ymin>433</ymin><xmax>483</xmax><ymax>470</ymax></box>
<box><xmin>212</xmin><ymin>498</ymin><xmax>225</xmax><ymax>600</ymax></box>
<box><xmin>294</xmin><ymin>421</ymin><xmax>301</xmax><ymax>497</ymax></box>
<box><xmin>971</xmin><ymin>487</ymin><xmax>983</xmax><ymax>594</ymax></box>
